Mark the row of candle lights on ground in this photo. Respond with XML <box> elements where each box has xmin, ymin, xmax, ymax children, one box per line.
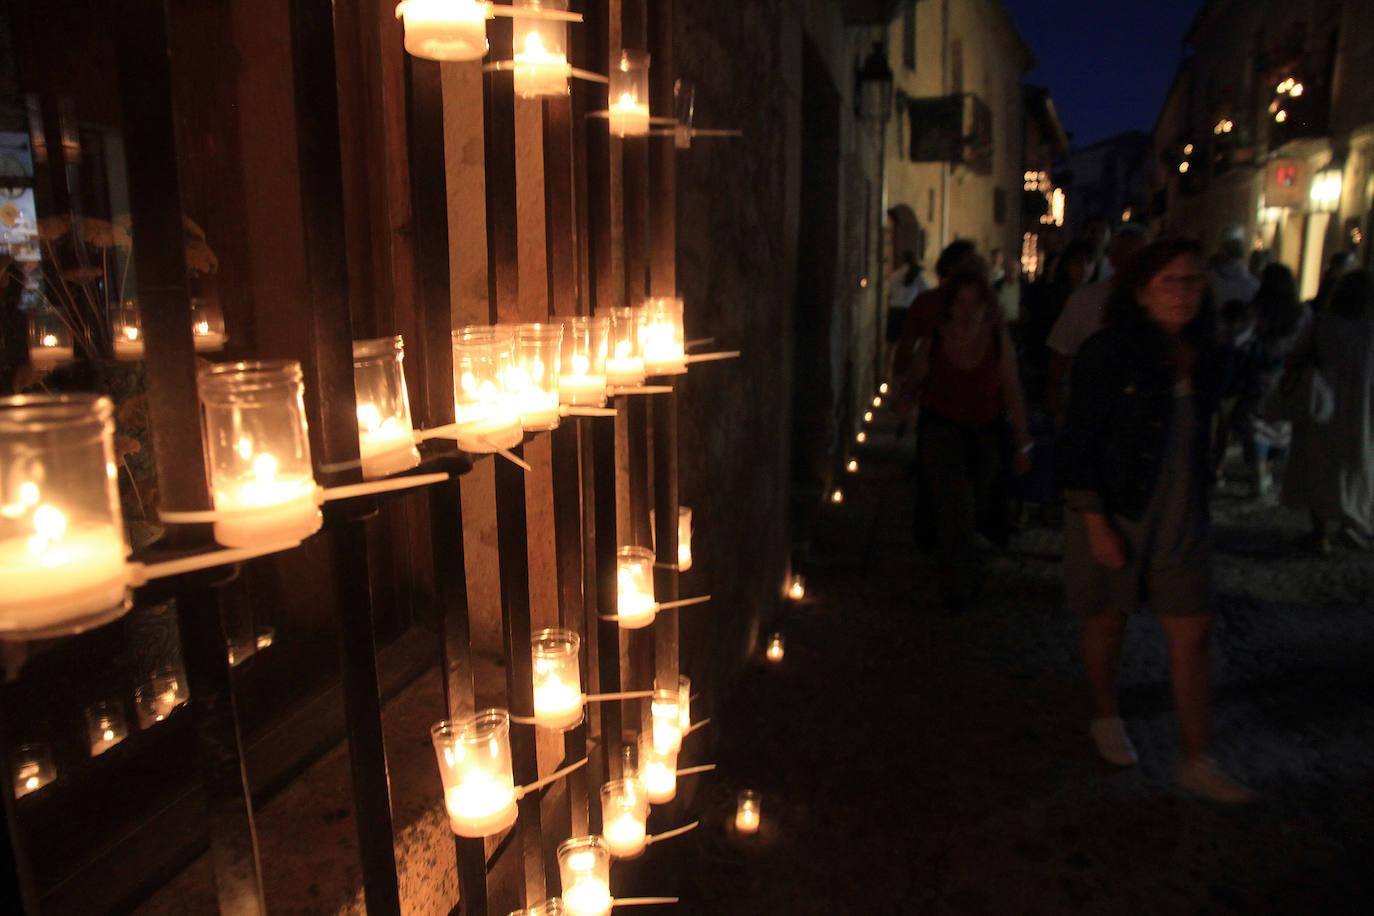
<box><xmin>829</xmin><ymin>382</ymin><xmax>887</xmax><ymax>505</ymax></box>
<box><xmin>0</xmin><ymin>293</ymin><xmax>708</xmax><ymax>637</ymax></box>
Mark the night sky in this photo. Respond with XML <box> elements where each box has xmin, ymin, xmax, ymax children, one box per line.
<box><xmin>1001</xmin><ymin>0</ymin><xmax>1204</xmax><ymax>148</ymax></box>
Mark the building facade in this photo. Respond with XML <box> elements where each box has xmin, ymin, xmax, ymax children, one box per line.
<box><xmin>1150</xmin><ymin>0</ymin><xmax>1374</xmax><ymax>299</ymax></box>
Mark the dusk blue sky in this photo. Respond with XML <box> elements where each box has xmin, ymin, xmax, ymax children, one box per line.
<box><xmin>1001</xmin><ymin>0</ymin><xmax>1204</xmax><ymax>148</ymax></box>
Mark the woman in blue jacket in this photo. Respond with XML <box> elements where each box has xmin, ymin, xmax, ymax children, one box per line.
<box><xmin>1060</xmin><ymin>238</ymin><xmax>1252</xmax><ymax>804</ymax></box>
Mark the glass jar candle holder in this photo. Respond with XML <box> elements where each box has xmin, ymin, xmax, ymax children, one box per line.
<box><xmin>432</xmin><ymin>710</ymin><xmax>519</xmax><ymax>837</ymax></box>
<box><xmin>353</xmin><ymin>336</ymin><xmax>421</xmax><ymax>478</ymax></box>
<box><xmin>134</xmin><ymin>665</ymin><xmax>189</xmax><ymax>728</ymax></box>
<box><xmin>532</xmin><ymin>627</ymin><xmax>583</xmax><ymax>730</ymax></box>
<box><xmin>191</xmin><ymin>297</ymin><xmax>227</xmax><ymax>352</ymax></box>
<box><xmin>13</xmin><ymin>743</ymin><xmax>57</xmax><ymax>798</ymax></box>
<box><xmin>513</xmin><ymin>0</ymin><xmax>571</xmax><ymax>98</ymax></box>
<box><xmin>0</xmin><ymin>395</ymin><xmax>129</xmax><ymax>638</ymax></box>
<box><xmin>787</xmin><ymin>575</ymin><xmax>805</xmax><ymax>601</ymax></box>
<box><xmin>508</xmin><ymin>323</ymin><xmax>563</xmax><ymax>431</ymax></box>
<box><xmin>86</xmin><ymin>700</ymin><xmax>129</xmax><ymax>756</ymax></box>
<box><xmin>396</xmin><ymin>0</ymin><xmax>491</xmax><ymax>62</ymax></box>
<box><xmin>637</xmin><ymin>730</ymin><xmax>677</xmax><ymax>804</ymax></box>
<box><xmin>557</xmin><ymin>835</ymin><xmax>613</xmax><ymax>916</ymax></box>
<box><xmin>677</xmin><ymin>675</ymin><xmax>691</xmax><ymax>730</ymax></box>
<box><xmin>651</xmin><ymin>506</ymin><xmax>693</xmax><ymax>571</ymax></box>
<box><xmin>112</xmin><ymin>301</ymin><xmax>144</xmax><ymax>359</ymax></box>
<box><xmin>558</xmin><ymin>316</ymin><xmax>609</xmax><ymax>407</ymax></box>
<box><xmin>604</xmin><ymin>307</ymin><xmax>645</xmax><ymax>387</ymax></box>
<box><xmin>650</xmin><ymin>682</ymin><xmax>682</xmax><ymax>754</ymax></box>
<box><xmin>452</xmin><ymin>326</ymin><xmax>524</xmax><ymax>453</ymax></box>
<box><xmin>735</xmin><ymin>790</ymin><xmax>761</xmax><ymax>834</ymax></box>
<box><xmin>673</xmin><ymin>79</ymin><xmax>695</xmax><ymax>149</ymax></box>
<box><xmin>600</xmin><ymin>778</ymin><xmax>648</xmax><ymax>858</ymax></box>
<box><xmin>199</xmin><ymin>361</ymin><xmax>321</xmax><ymax>549</ymax></box>
<box><xmin>638</xmin><ymin>297</ymin><xmax>686</xmax><ymax>375</ymax></box>
<box><xmin>765</xmin><ymin>633</ymin><xmax>785</xmax><ymax>663</ymax></box>
<box><xmin>28</xmin><ymin>312</ymin><xmax>74</xmax><ymax>369</ymax></box>
<box><xmin>608</xmin><ymin>49</ymin><xmax>650</xmax><ymax>138</ymax></box>
<box><xmin>616</xmin><ymin>546</ymin><xmax>656</xmax><ymax>628</ymax></box>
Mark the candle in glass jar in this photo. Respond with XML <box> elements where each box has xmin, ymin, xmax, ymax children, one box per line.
<box><xmin>616</xmin><ymin>547</ymin><xmax>656</xmax><ymax>628</ymax></box>
<box><xmin>735</xmin><ymin>790</ymin><xmax>761</xmax><ymax>834</ymax></box>
<box><xmin>12</xmin><ymin>743</ymin><xmax>56</xmax><ymax>798</ymax></box>
<box><xmin>532</xmin><ymin>628</ymin><xmax>584</xmax><ymax>730</ymax></box>
<box><xmin>86</xmin><ymin>702</ymin><xmax>129</xmax><ymax>756</ymax></box>
<box><xmin>558</xmin><ymin>837</ymin><xmax>612</xmax><ymax>916</ymax></box>
<box><xmin>445</xmin><ymin>771</ymin><xmax>518</xmax><ymax>836</ymax></box>
<box><xmin>113</xmin><ymin>323</ymin><xmax>144</xmax><ymax>359</ymax></box>
<box><xmin>638</xmin><ymin>745</ymin><xmax>677</xmax><ymax>804</ymax></box>
<box><xmin>787</xmin><ymin>576</ymin><xmax>805</xmax><ymax>601</ymax></box>
<box><xmin>212</xmin><ymin>451</ymin><xmax>320</xmax><ymax>547</ymax></box>
<box><xmin>558</xmin><ymin>353</ymin><xmax>608</xmax><ymax>405</ymax></box>
<box><xmin>396</xmin><ymin>0</ymin><xmax>491</xmax><ymax>62</ymax></box>
<box><xmin>601</xmin><ymin>778</ymin><xmax>649</xmax><ymax>858</ymax></box>
<box><xmin>513</xmin><ymin>30</ymin><xmax>570</xmax><ymax>98</ymax></box>
<box><xmin>356</xmin><ymin>403</ymin><xmax>419</xmax><ymax>478</ymax></box>
<box><xmin>765</xmin><ymin>633</ymin><xmax>785</xmax><ymax>663</ymax></box>
<box><xmin>432</xmin><ymin>712</ymin><xmax>520</xmax><ymax>837</ymax></box>
<box><xmin>192</xmin><ymin>321</ymin><xmax>227</xmax><ymax>352</ymax></box>
<box><xmin>604</xmin><ymin>339</ymin><xmax>645</xmax><ymax>387</ymax></box>
<box><xmin>608</xmin><ymin>92</ymin><xmax>650</xmax><ymax>138</ymax></box>
<box><xmin>30</xmin><ymin>335</ymin><xmax>74</xmax><ymax>368</ymax></box>
<box><xmin>638</xmin><ymin>297</ymin><xmax>686</xmax><ymax>375</ymax></box>
<box><xmin>0</xmin><ymin>515</ymin><xmax>129</xmax><ymax>635</ymax></box>
<box><xmin>650</xmin><ymin>684</ymin><xmax>683</xmax><ymax>754</ymax></box>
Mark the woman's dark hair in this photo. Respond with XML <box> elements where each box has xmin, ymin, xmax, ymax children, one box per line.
<box><xmin>1329</xmin><ymin>269</ymin><xmax>1374</xmax><ymax>321</ymax></box>
<box><xmin>1104</xmin><ymin>238</ymin><xmax>1214</xmax><ymax>345</ymax></box>
<box><xmin>934</xmin><ymin>239</ymin><xmax>977</xmax><ymax>280</ymax></box>
<box><xmin>899</xmin><ymin>249</ymin><xmax>923</xmax><ymax>286</ymax></box>
<box><xmin>1252</xmin><ymin>263</ymin><xmax>1301</xmax><ymax>340</ymax></box>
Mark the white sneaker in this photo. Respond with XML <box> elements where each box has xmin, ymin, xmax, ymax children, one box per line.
<box><xmin>1090</xmin><ymin>717</ymin><xmax>1138</xmax><ymax>767</ymax></box>
<box><xmin>1177</xmin><ymin>756</ymin><xmax>1255</xmax><ymax>804</ymax></box>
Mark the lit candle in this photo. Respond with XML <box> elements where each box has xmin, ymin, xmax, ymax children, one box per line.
<box><xmin>86</xmin><ymin>702</ymin><xmax>129</xmax><ymax>756</ymax></box>
<box><xmin>0</xmin><ymin>396</ymin><xmax>131</xmax><ymax>637</ymax></box>
<box><xmin>787</xmin><ymin>576</ymin><xmax>805</xmax><ymax>601</ymax></box>
<box><xmin>113</xmin><ymin>323</ymin><xmax>144</xmax><ymax>359</ymax></box>
<box><xmin>558</xmin><ymin>837</ymin><xmax>612</xmax><ymax>916</ymax></box>
<box><xmin>638</xmin><ymin>297</ymin><xmax>686</xmax><ymax>375</ymax></box>
<box><xmin>608</xmin><ymin>92</ymin><xmax>650</xmax><ymax>138</ymax></box>
<box><xmin>12</xmin><ymin>743</ymin><xmax>56</xmax><ymax>798</ymax></box>
<box><xmin>513</xmin><ymin>30</ymin><xmax>570</xmax><ymax>98</ymax></box>
<box><xmin>453</xmin><ymin>327</ymin><xmax>525</xmax><ymax>453</ymax></box>
<box><xmin>432</xmin><ymin>712</ymin><xmax>520</xmax><ymax>838</ymax></box>
<box><xmin>879</xmin><ymin>382</ymin><xmax>889</xmax><ymax>395</ymax></box>
<box><xmin>211</xmin><ymin>450</ymin><xmax>321</xmax><ymax>548</ymax></box>
<box><xmin>603</xmin><ymin>812</ymin><xmax>647</xmax><ymax>857</ymax></box>
<box><xmin>863</xmin><ymin>410</ymin><xmax>873</xmax><ymax>423</ymax></box>
<box><xmin>765</xmin><ymin>633</ymin><xmax>784</xmax><ymax>663</ymax></box>
<box><xmin>650</xmin><ymin>684</ymin><xmax>683</xmax><ymax>754</ymax></box>
<box><xmin>638</xmin><ymin>735</ymin><xmax>677</xmax><ymax>805</ymax></box>
<box><xmin>856</xmin><ymin>431</ymin><xmax>867</xmax><ymax>444</ymax></box>
<box><xmin>135</xmin><ymin>667</ymin><xmax>188</xmax><ymax>728</ymax></box>
<box><xmin>604</xmin><ymin>338</ymin><xmax>645</xmax><ymax>387</ymax></box>
<box><xmin>191</xmin><ymin>321</ymin><xmax>227</xmax><ymax>352</ymax></box>
<box><xmin>558</xmin><ymin>316</ymin><xmax>610</xmax><ymax>406</ymax></box>
<box><xmin>735</xmin><ymin>790</ymin><xmax>761</xmax><ymax>834</ymax></box>
<box><xmin>601</xmin><ymin>776</ymin><xmax>649</xmax><ymax>857</ymax></box>
<box><xmin>616</xmin><ymin>546</ymin><xmax>656</xmax><ymax>628</ymax></box>
<box><xmin>558</xmin><ymin>353</ymin><xmax>608</xmax><ymax>405</ymax></box>
<box><xmin>676</xmin><ymin>506</ymin><xmax>692</xmax><ymax>571</ymax></box>
<box><xmin>830</xmin><ymin>488</ymin><xmax>844</xmax><ymax>504</ymax></box>
<box><xmin>356</xmin><ymin>404</ymin><xmax>419</xmax><ymax>478</ymax></box>
<box><xmin>532</xmin><ymin>628</ymin><xmax>584</xmax><ymax>730</ymax></box>
<box><xmin>508</xmin><ymin>324</ymin><xmax>563</xmax><ymax>431</ymax></box>
<box><xmin>677</xmin><ymin>675</ymin><xmax>691</xmax><ymax>730</ymax></box>
<box><xmin>872</xmin><ymin>396</ymin><xmax>882</xmax><ymax>408</ymax></box>
<box><xmin>353</xmin><ymin>335</ymin><xmax>422</xmax><ymax>478</ymax></box>
<box><xmin>396</xmin><ymin>0</ymin><xmax>491</xmax><ymax>62</ymax></box>
<box><xmin>30</xmin><ymin>333</ymin><xmax>74</xmax><ymax>368</ymax></box>
<box><xmin>847</xmin><ymin>459</ymin><xmax>858</xmax><ymax>473</ymax></box>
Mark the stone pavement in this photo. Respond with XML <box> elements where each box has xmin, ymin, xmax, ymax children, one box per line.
<box><xmin>680</xmin><ymin>413</ymin><xmax>1374</xmax><ymax>914</ymax></box>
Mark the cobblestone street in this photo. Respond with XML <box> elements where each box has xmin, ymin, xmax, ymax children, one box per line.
<box><xmin>686</xmin><ymin>415</ymin><xmax>1374</xmax><ymax>914</ymax></box>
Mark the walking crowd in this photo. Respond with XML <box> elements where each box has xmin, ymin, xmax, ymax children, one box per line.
<box><xmin>882</xmin><ymin>216</ymin><xmax>1374</xmax><ymax>806</ymax></box>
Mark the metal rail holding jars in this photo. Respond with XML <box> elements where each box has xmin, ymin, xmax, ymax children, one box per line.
<box><xmin>0</xmin><ymin>0</ymin><xmax>744</xmax><ymax>914</ymax></box>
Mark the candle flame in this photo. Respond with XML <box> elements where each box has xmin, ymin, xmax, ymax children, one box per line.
<box><xmin>357</xmin><ymin>403</ymin><xmax>383</xmax><ymax>434</ymax></box>
<box><xmin>102</xmin><ymin>728</ymin><xmax>114</xmax><ymax>742</ymax></box>
<box><xmin>24</xmin><ymin>776</ymin><xmax>38</xmax><ymax>790</ymax></box>
<box><xmin>572</xmin><ymin>353</ymin><xmax>590</xmax><ymax>376</ymax></box>
<box><xmin>615</xmin><ymin>339</ymin><xmax>631</xmax><ymax>359</ymax></box>
<box><xmin>193</xmin><ymin>320</ymin><xmax>210</xmax><ymax>336</ymax></box>
<box><xmin>252</xmin><ymin>452</ymin><xmax>279</xmax><ymax>485</ymax></box>
<box><xmin>40</xmin><ymin>333</ymin><xmax>58</xmax><ymax>348</ymax></box>
<box><xmin>28</xmin><ymin>503</ymin><xmax>68</xmax><ymax>553</ymax></box>
<box><xmin>566</xmin><ymin>850</ymin><xmax>598</xmax><ymax>872</ymax></box>
<box><xmin>123</xmin><ymin>325</ymin><xmax>140</xmax><ymax>342</ymax></box>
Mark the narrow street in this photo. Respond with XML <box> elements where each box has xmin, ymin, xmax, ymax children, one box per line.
<box><xmin>687</xmin><ymin>411</ymin><xmax>1374</xmax><ymax>914</ymax></box>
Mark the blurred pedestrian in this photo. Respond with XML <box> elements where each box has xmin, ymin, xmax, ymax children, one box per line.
<box><xmin>1021</xmin><ymin>240</ymin><xmax>1092</xmax><ymax>411</ymax></box>
<box><xmin>1060</xmin><ymin>238</ymin><xmax>1253</xmax><ymax>804</ymax></box>
<box><xmin>1210</xmin><ymin>228</ymin><xmax>1259</xmax><ymax>316</ymax></box>
<box><xmin>1232</xmin><ymin>264</ymin><xmax>1305</xmax><ymax>497</ymax></box>
<box><xmin>904</xmin><ymin>270</ymin><xmax>1031</xmax><ymax>611</ymax></box>
<box><xmin>1044</xmin><ymin>225</ymin><xmax>1150</xmax><ymax>419</ymax></box>
<box><xmin>886</xmin><ymin>247</ymin><xmax>928</xmax><ymax>346</ymax></box>
<box><xmin>890</xmin><ymin>239</ymin><xmax>983</xmax><ymax>380</ymax></box>
<box><xmin>1280</xmin><ymin>269</ymin><xmax>1374</xmax><ymax>552</ymax></box>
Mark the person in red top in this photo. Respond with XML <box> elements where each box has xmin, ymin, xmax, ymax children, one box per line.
<box><xmin>900</xmin><ymin>269</ymin><xmax>1032</xmax><ymax>611</ymax></box>
<box><xmin>890</xmin><ymin>239</ymin><xmax>982</xmax><ymax>382</ymax></box>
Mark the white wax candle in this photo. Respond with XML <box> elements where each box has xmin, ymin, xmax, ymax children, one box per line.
<box><xmin>356</xmin><ymin>405</ymin><xmax>420</xmax><ymax>478</ymax></box>
<box><xmin>563</xmin><ymin>878</ymin><xmax>613</xmax><ymax>916</ymax></box>
<box><xmin>445</xmin><ymin>773</ymin><xmax>518</xmax><ymax>837</ymax></box>
<box><xmin>640</xmin><ymin>758</ymin><xmax>676</xmax><ymax>804</ymax></box>
<box><xmin>114</xmin><ymin>326</ymin><xmax>145</xmax><ymax>359</ymax></box>
<box><xmin>533</xmin><ymin>677</ymin><xmax>584</xmax><ymax>730</ymax></box>
<box><xmin>608</xmin><ymin>93</ymin><xmax>650</xmax><ymax>138</ymax></box>
<box><xmin>212</xmin><ymin>453</ymin><xmax>321</xmax><ymax>548</ymax></box>
<box><xmin>604</xmin><ymin>357</ymin><xmax>645</xmax><ymax>387</ymax></box>
<box><xmin>640</xmin><ymin>323</ymin><xmax>686</xmax><ymax>375</ymax></box>
<box><xmin>192</xmin><ymin>322</ymin><xmax>227</xmax><ymax>352</ymax></box>
<box><xmin>398</xmin><ymin>0</ymin><xmax>490</xmax><ymax>62</ymax></box>
<box><xmin>0</xmin><ymin>518</ymin><xmax>128</xmax><ymax>636</ymax></box>
<box><xmin>514</xmin><ymin>32</ymin><xmax>570</xmax><ymax>98</ymax></box>
<box><xmin>30</xmin><ymin>344</ymin><xmax>74</xmax><ymax>368</ymax></box>
<box><xmin>603</xmin><ymin>813</ymin><xmax>647</xmax><ymax>858</ymax></box>
<box><xmin>652</xmin><ymin>717</ymin><xmax>682</xmax><ymax>755</ymax></box>
<box><xmin>735</xmin><ymin>805</ymin><xmax>759</xmax><ymax>834</ymax></box>
<box><xmin>616</xmin><ymin>569</ymin><xmax>656</xmax><ymax>629</ymax></box>
<box><xmin>558</xmin><ymin>371</ymin><xmax>608</xmax><ymax>407</ymax></box>
<box><xmin>454</xmin><ymin>379</ymin><xmax>524</xmax><ymax>452</ymax></box>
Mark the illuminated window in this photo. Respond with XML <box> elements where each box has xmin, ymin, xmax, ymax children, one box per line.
<box><xmin>1021</xmin><ymin>232</ymin><xmax>1040</xmax><ymax>279</ymax></box>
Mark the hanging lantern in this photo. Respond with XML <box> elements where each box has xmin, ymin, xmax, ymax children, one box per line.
<box><xmin>0</xmin><ymin>395</ymin><xmax>130</xmax><ymax>638</ymax></box>
<box><xmin>558</xmin><ymin>316</ymin><xmax>609</xmax><ymax>407</ymax></box>
<box><xmin>452</xmin><ymin>326</ymin><xmax>524</xmax><ymax>453</ymax></box>
<box><xmin>604</xmin><ymin>307</ymin><xmax>646</xmax><ymax>387</ymax></box>
<box><xmin>431</xmin><ymin>710</ymin><xmax>519</xmax><ymax>837</ymax></box>
<box><xmin>512</xmin><ymin>0</ymin><xmax>571</xmax><ymax>98</ymax></box>
<box><xmin>601</xmin><ymin>778</ymin><xmax>649</xmax><ymax>858</ymax></box>
<box><xmin>608</xmin><ymin>50</ymin><xmax>651</xmax><ymax>138</ymax></box>
<box><xmin>638</xmin><ymin>297</ymin><xmax>686</xmax><ymax>375</ymax></box>
<box><xmin>855</xmin><ymin>42</ymin><xmax>894</xmax><ymax>123</ymax></box>
<box><xmin>557</xmin><ymin>836</ymin><xmax>613</xmax><ymax>916</ymax></box>
<box><xmin>353</xmin><ymin>336</ymin><xmax>421</xmax><ymax>479</ymax></box>
<box><xmin>395</xmin><ymin>0</ymin><xmax>492</xmax><ymax>62</ymax></box>
<box><xmin>616</xmin><ymin>546</ymin><xmax>656</xmax><ymax>628</ymax></box>
<box><xmin>198</xmin><ymin>361</ymin><xmax>322</xmax><ymax>549</ymax></box>
<box><xmin>531</xmin><ymin>628</ymin><xmax>583</xmax><ymax>730</ymax></box>
<box><xmin>508</xmin><ymin>323</ymin><xmax>563</xmax><ymax>431</ymax></box>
